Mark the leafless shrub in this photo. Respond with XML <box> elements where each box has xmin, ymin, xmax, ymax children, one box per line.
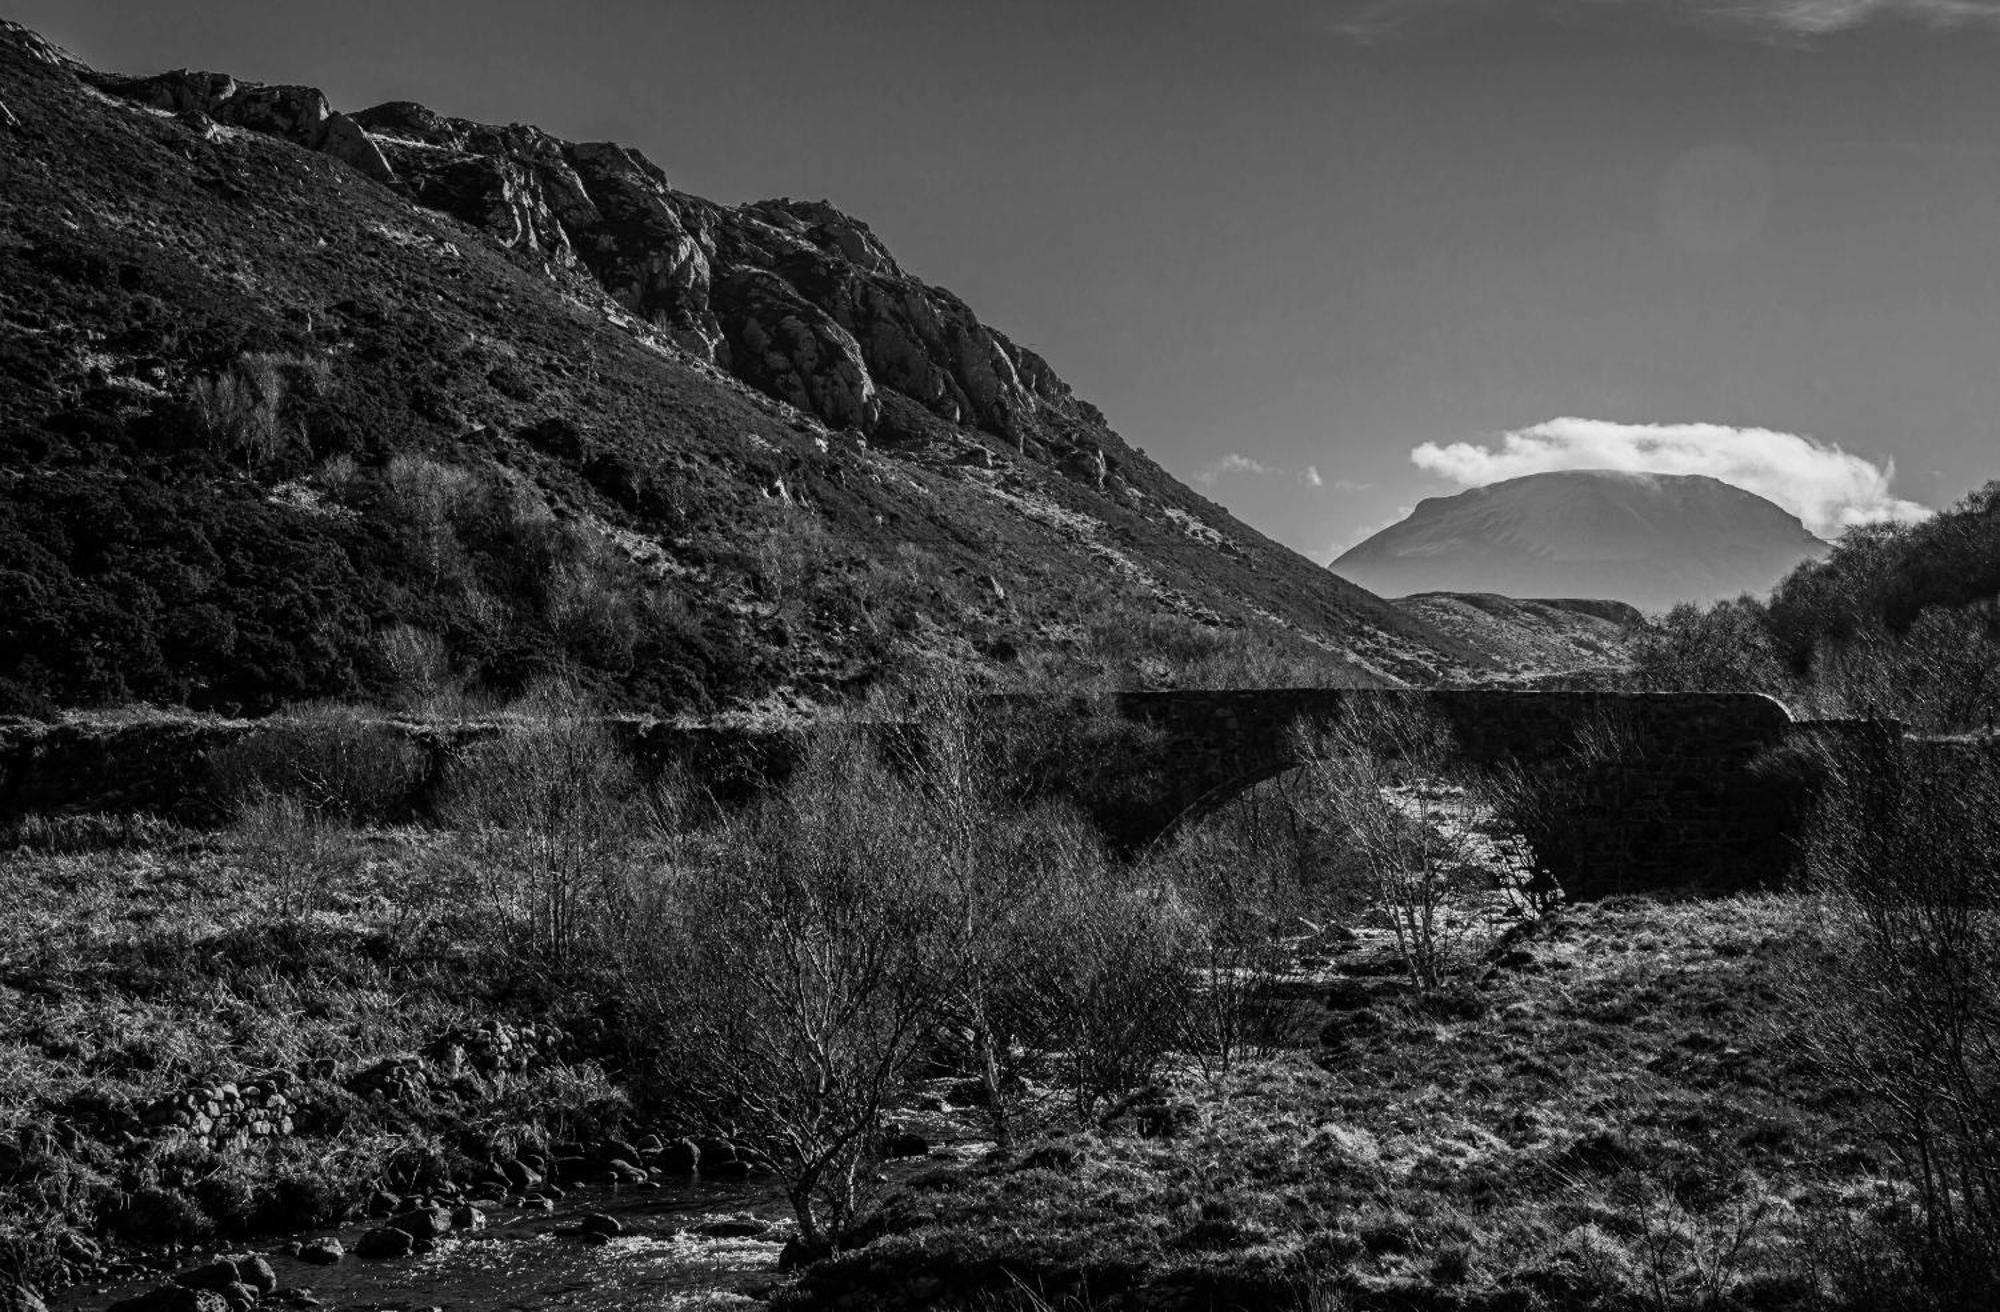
<box><xmin>1629</xmin><ymin>1175</ymin><xmax>1786</xmax><ymax>1312</ymax></box>
<box><xmin>856</xmin><ymin>676</ymin><xmax>1149</xmax><ymax>1144</ymax></box>
<box><xmin>542</xmin><ymin>539</ymin><xmax>636</xmax><ymax>669</ymax></box>
<box><xmin>1781</xmin><ymin>740</ymin><xmax>2000</xmax><ymax>1304</ymax></box>
<box><xmin>230</xmin><ymin>790</ymin><xmax>365</xmax><ymax>917</ymax></box>
<box><xmin>1047</xmin><ymin>877</ymin><xmax>1200</xmax><ymax>1121</ymax></box>
<box><xmin>189</xmin><ymin>353</ymin><xmax>324</xmax><ymax>472</ymax></box>
<box><xmin>1142</xmin><ymin>822</ymin><xmax>1305</xmax><ymax>1073</ymax></box>
<box><xmin>624</xmin><ymin>730</ymin><xmax>935</xmax><ymax>1250</ymax></box>
<box><xmin>313</xmin><ymin>452</ymin><xmax>362</xmax><ymax>500</ymax></box>
<box><xmin>1809</xmin><ymin>606</ymin><xmax>2000</xmax><ymax>733</ymax></box>
<box><xmin>438</xmin><ymin>681</ymin><xmax>642</xmax><ymax>968</ymax></box>
<box><xmin>376</xmin><ymin>624</ymin><xmax>454</xmax><ymax>710</ymax></box>
<box><xmin>209</xmin><ymin>701</ymin><xmax>427</xmax><ymax>823</ymax></box>
<box><xmin>383</xmin><ymin>453</ymin><xmax>480</xmax><ymax>588</ymax></box>
<box><xmin>1289</xmin><ymin>699</ymin><xmax>1485</xmax><ymax>990</ymax></box>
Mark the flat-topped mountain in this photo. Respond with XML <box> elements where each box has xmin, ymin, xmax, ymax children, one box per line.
<box><xmin>0</xmin><ymin>21</ymin><xmax>1484</xmax><ymax>715</ymax></box>
<box><xmin>1332</xmin><ymin>470</ymin><xmax>1827</xmax><ymax>613</ymax></box>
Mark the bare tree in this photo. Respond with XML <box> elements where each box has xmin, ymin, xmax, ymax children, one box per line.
<box><xmin>438</xmin><ymin>681</ymin><xmax>640</xmax><ymax>968</ymax></box>
<box><xmin>1782</xmin><ymin>742</ymin><xmax>2000</xmax><ymax>1300</ymax></box>
<box><xmin>627</xmin><ymin>732</ymin><xmax>936</xmax><ymax>1250</ymax></box>
<box><xmin>1289</xmin><ymin>698</ymin><xmax>1482</xmax><ymax>991</ymax></box>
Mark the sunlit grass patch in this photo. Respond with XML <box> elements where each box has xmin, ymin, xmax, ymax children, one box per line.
<box><xmin>780</xmin><ymin>892</ymin><xmax>1890</xmax><ymax>1310</ymax></box>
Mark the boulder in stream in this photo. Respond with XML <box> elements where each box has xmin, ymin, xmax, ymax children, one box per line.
<box><xmin>107</xmin><ymin>1287</ymin><xmax>230</xmax><ymax>1312</ymax></box>
<box><xmin>354</xmin><ymin>1227</ymin><xmax>415</xmax><ymax>1260</ymax></box>
<box><xmin>296</xmin><ymin>1238</ymin><xmax>342</xmax><ymax>1265</ymax></box>
<box><xmin>577</xmin><ymin>1212</ymin><xmax>621</xmax><ymax>1238</ymax></box>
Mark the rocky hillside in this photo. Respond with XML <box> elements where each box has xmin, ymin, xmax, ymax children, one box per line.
<box><xmin>0</xmin><ymin>22</ymin><xmax>1482</xmax><ymax>717</ymax></box>
<box><xmin>1394</xmin><ymin>593</ymin><xmax>1642</xmax><ymax>678</ymax></box>
<box><xmin>1333</xmin><ymin>470</ymin><xmax>1826</xmax><ymax>613</ymax></box>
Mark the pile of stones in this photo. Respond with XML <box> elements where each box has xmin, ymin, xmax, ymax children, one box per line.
<box><xmin>139</xmin><ymin>1075</ymin><xmax>303</xmax><ymax>1149</ymax></box>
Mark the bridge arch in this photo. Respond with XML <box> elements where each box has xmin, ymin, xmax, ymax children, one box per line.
<box><xmin>1055</xmin><ymin>688</ymin><xmax>1802</xmax><ymax>898</ymax></box>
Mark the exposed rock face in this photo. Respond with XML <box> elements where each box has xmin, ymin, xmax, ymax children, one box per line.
<box><xmin>712</xmin><ymin>268</ymin><xmax>878</xmax><ymax>431</ymax></box>
<box><xmin>91</xmin><ymin>65</ymin><xmax>1121</xmax><ymax>479</ymax></box>
<box><xmin>0</xmin><ymin>17</ymin><xmax>79</xmax><ymax>69</ymax></box>
<box><xmin>318</xmin><ymin>112</ymin><xmax>394</xmax><ymax>182</ymax></box>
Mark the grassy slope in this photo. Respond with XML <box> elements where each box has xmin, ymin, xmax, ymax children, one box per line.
<box><xmin>0</xmin><ymin>27</ymin><xmax>1484</xmax><ymax>715</ymax></box>
<box><xmin>1396</xmin><ymin>594</ymin><xmax>1643</xmax><ymax>681</ymax></box>
<box><xmin>787</xmin><ymin>895</ymin><xmax>1888</xmax><ymax>1311</ymax></box>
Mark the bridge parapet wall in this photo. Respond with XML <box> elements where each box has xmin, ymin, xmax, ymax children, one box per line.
<box><xmin>0</xmin><ymin>715</ymin><xmax>796</xmax><ymax>825</ymax></box>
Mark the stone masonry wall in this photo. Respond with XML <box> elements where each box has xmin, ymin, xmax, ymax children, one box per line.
<box><xmin>0</xmin><ymin>715</ymin><xmax>800</xmax><ymax>824</ymax></box>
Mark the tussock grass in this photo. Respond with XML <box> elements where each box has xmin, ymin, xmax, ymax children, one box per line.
<box><xmin>0</xmin><ymin>822</ymin><xmax>611</xmax><ymax>1285</ymax></box>
<box><xmin>781</xmin><ymin>894</ymin><xmax>1922</xmax><ymax>1311</ymax></box>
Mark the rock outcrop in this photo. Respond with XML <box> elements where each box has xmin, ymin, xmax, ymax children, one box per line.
<box><xmin>92</xmin><ymin>66</ymin><xmax>1116</xmax><ymax>480</ymax></box>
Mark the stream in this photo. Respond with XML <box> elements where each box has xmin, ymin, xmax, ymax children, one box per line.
<box><xmin>56</xmin><ymin>1177</ymin><xmax>803</xmax><ymax>1312</ymax></box>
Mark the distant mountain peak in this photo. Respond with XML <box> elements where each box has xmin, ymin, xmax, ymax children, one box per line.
<box><xmin>1332</xmin><ymin>470</ymin><xmax>1824</xmax><ymax>612</ymax></box>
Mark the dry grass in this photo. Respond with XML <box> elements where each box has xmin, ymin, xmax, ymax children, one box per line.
<box><xmin>0</xmin><ymin>822</ymin><xmax>612</xmax><ymax>1285</ymax></box>
<box><xmin>780</xmin><ymin>894</ymin><xmax>1915</xmax><ymax>1311</ymax></box>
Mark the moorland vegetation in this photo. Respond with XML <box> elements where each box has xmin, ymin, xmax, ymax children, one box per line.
<box><xmin>3</xmin><ymin>648</ymin><xmax>1996</xmax><ymax>1311</ymax></box>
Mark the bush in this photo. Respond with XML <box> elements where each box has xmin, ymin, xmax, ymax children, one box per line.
<box><xmin>186</xmin><ymin>353</ymin><xmax>323</xmax><ymax>473</ymax></box>
<box><xmin>1141</xmin><ymin>819</ymin><xmax>1314</xmax><ymax>1072</ymax></box>
<box><xmin>209</xmin><ymin>701</ymin><xmax>428</xmax><ymax>822</ymax></box>
<box><xmin>1785</xmin><ymin>740</ymin><xmax>2000</xmax><ymax>1304</ymax></box>
<box><xmin>623</xmin><ymin>730</ymin><xmax>936</xmax><ymax>1248</ymax></box>
<box><xmin>229</xmin><ymin>791</ymin><xmax>367</xmax><ymax>917</ymax></box>
<box><xmin>1630</xmin><ymin>599</ymin><xmax>1791</xmax><ymax>697</ymax></box>
<box><xmin>1045</xmin><ymin>878</ymin><xmax>1200</xmax><ymax>1121</ymax></box>
<box><xmin>1289</xmin><ymin>699</ymin><xmax>1486</xmax><ymax>990</ymax></box>
<box><xmin>437</xmin><ymin>682</ymin><xmax>644</xmax><ymax>969</ymax></box>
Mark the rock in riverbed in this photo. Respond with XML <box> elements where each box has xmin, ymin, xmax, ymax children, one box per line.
<box><xmin>295</xmin><ymin>1239</ymin><xmax>342</xmax><ymax>1265</ymax></box>
<box><xmin>354</xmin><ymin>1227</ymin><xmax>415</xmax><ymax>1260</ymax></box>
<box><xmin>107</xmin><ymin>1287</ymin><xmax>230</xmax><ymax>1312</ymax></box>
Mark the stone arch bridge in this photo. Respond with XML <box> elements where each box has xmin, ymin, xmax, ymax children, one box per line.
<box><xmin>0</xmin><ymin>689</ymin><xmax>1899</xmax><ymax>899</ymax></box>
<box><xmin>1041</xmin><ymin>688</ymin><xmax>1814</xmax><ymax>898</ymax></box>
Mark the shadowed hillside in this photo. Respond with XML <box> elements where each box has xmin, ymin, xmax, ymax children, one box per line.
<box><xmin>0</xmin><ymin>20</ymin><xmax>1483</xmax><ymax>717</ymax></box>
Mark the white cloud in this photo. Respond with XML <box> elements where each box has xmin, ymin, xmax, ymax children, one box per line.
<box><xmin>1195</xmin><ymin>454</ymin><xmax>1366</xmax><ymax>495</ymax></box>
<box><xmin>1193</xmin><ymin>453</ymin><xmax>1278</xmax><ymax>487</ymax></box>
<box><xmin>1713</xmin><ymin>0</ymin><xmax>2000</xmax><ymax>32</ymax></box>
<box><xmin>1315</xmin><ymin>0</ymin><xmax>2000</xmax><ymax>40</ymax></box>
<box><xmin>1410</xmin><ymin>417</ymin><xmax>1928</xmax><ymax>537</ymax></box>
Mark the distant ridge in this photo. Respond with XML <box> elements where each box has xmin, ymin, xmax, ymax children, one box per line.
<box><xmin>1394</xmin><ymin>593</ymin><xmax>1643</xmax><ymax>676</ymax></box>
<box><xmin>1333</xmin><ymin>470</ymin><xmax>1826</xmax><ymax>612</ymax></box>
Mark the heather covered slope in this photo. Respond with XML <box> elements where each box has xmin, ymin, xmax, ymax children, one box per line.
<box><xmin>1334</xmin><ymin>471</ymin><xmax>1826</xmax><ymax>614</ymax></box>
<box><xmin>0</xmin><ymin>21</ymin><xmax>1480</xmax><ymax>716</ymax></box>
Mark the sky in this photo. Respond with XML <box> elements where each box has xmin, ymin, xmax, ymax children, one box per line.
<box><xmin>17</xmin><ymin>0</ymin><xmax>2000</xmax><ymax>557</ymax></box>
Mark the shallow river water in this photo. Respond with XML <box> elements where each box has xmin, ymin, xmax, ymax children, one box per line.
<box><xmin>58</xmin><ymin>1178</ymin><xmax>800</xmax><ymax>1312</ymax></box>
